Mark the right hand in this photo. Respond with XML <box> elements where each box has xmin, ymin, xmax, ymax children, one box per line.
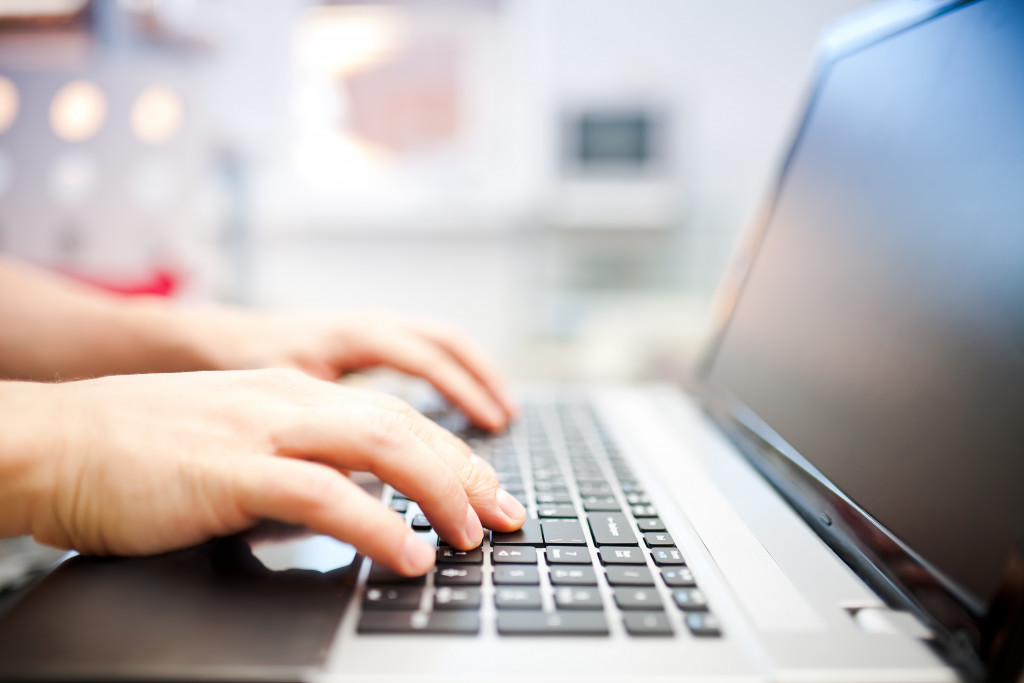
<box><xmin>17</xmin><ymin>369</ymin><xmax>525</xmax><ymax>575</ymax></box>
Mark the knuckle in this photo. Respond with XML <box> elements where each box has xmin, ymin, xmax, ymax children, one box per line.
<box><xmin>366</xmin><ymin>410</ymin><xmax>413</xmax><ymax>452</ymax></box>
<box><xmin>379</xmin><ymin>394</ymin><xmax>415</xmax><ymax>415</ymax></box>
<box><xmin>459</xmin><ymin>458</ymin><xmax>498</xmax><ymax>494</ymax></box>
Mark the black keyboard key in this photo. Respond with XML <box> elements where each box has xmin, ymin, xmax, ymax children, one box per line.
<box><xmin>363</xmin><ymin>586</ymin><xmax>423</xmax><ymax>610</ymax></box>
<box><xmin>578</xmin><ymin>482</ymin><xmax>612</xmax><ymax>495</ymax></box>
<box><xmin>411</xmin><ymin>514</ymin><xmax>432</xmax><ymax>531</ymax></box>
<box><xmin>637</xmin><ymin>517</ymin><xmax>666</xmax><ymax>532</ymax></box>
<box><xmin>631</xmin><ymin>505</ymin><xmax>658</xmax><ymax>518</ymax></box>
<box><xmin>643</xmin><ymin>532</ymin><xmax>675</xmax><ymax>547</ymax></box>
<box><xmin>546</xmin><ymin>546</ymin><xmax>591</xmax><ymax>564</ymax></box>
<box><xmin>491</xmin><ymin>518</ymin><xmax>544</xmax><ymax>546</ymax></box>
<box><xmin>554</xmin><ymin>587</ymin><xmax>603</xmax><ymax>610</ymax></box>
<box><xmin>494</xmin><ymin>565</ymin><xmax>540</xmax><ymax>585</ymax></box>
<box><xmin>433</xmin><ymin>586</ymin><xmax>481</xmax><ymax>610</ymax></box>
<box><xmin>661</xmin><ymin>567</ymin><xmax>696</xmax><ymax>587</ymax></box>
<box><xmin>541</xmin><ymin>519</ymin><xmax>587</xmax><ymax>545</ymax></box>
<box><xmin>367</xmin><ymin>563</ymin><xmax>427</xmax><ymax>586</ymax></box>
<box><xmin>685</xmin><ymin>611</ymin><xmax>722</xmax><ymax>637</ymax></box>
<box><xmin>598</xmin><ymin>546</ymin><xmax>646</xmax><ymax>565</ymax></box>
<box><xmin>533</xmin><ymin>481</ymin><xmax>567</xmax><ymax>492</ymax></box>
<box><xmin>652</xmin><ymin>548</ymin><xmax>685</xmax><ymax>566</ymax></box>
<box><xmin>492</xmin><ymin>545</ymin><xmax>537</xmax><ymax>564</ymax></box>
<box><xmin>495</xmin><ymin>586</ymin><xmax>542</xmax><ymax>609</ymax></box>
<box><xmin>587</xmin><ymin>512</ymin><xmax>638</xmax><ymax>546</ymax></box>
<box><xmin>437</xmin><ymin>547</ymin><xmax>483</xmax><ymax>564</ymax></box>
<box><xmin>672</xmin><ymin>588</ymin><xmax>708</xmax><ymax>611</ymax></box>
<box><xmin>582</xmin><ymin>496</ymin><xmax>620</xmax><ymax>512</ymax></box>
<box><xmin>604</xmin><ymin>565</ymin><xmax>655</xmax><ymax>586</ymax></box>
<box><xmin>435</xmin><ymin>565</ymin><xmax>483</xmax><ymax>586</ymax></box>
<box><xmin>549</xmin><ymin>565</ymin><xmax>598</xmax><ymax>586</ymax></box>
<box><xmin>625</xmin><ymin>492</ymin><xmax>650</xmax><ymax>505</ymax></box>
<box><xmin>538</xmin><ymin>504</ymin><xmax>578</xmax><ymax>519</ymax></box>
<box><xmin>536</xmin><ymin>491</ymin><xmax>572</xmax><ymax>504</ymax></box>
<box><xmin>623</xmin><ymin>612</ymin><xmax>674</xmax><ymax>636</ymax></box>
<box><xmin>497</xmin><ymin>611</ymin><xmax>609</xmax><ymax>635</ymax></box>
<box><xmin>358</xmin><ymin>611</ymin><xmax>479</xmax><ymax>634</ymax></box>
<box><xmin>388</xmin><ymin>498</ymin><xmax>409</xmax><ymax>514</ymax></box>
<box><xmin>613</xmin><ymin>588</ymin><xmax>663</xmax><ymax>610</ymax></box>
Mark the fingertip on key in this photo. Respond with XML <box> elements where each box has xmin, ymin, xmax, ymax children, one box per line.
<box><xmin>464</xmin><ymin>503</ymin><xmax>484</xmax><ymax>547</ymax></box>
<box><xmin>497</xmin><ymin>488</ymin><xmax>526</xmax><ymax>528</ymax></box>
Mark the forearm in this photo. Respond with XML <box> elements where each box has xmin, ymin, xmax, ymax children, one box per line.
<box><xmin>0</xmin><ymin>257</ymin><xmax>220</xmax><ymax>380</ymax></box>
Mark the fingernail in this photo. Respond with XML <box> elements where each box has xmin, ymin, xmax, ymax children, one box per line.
<box><xmin>403</xmin><ymin>534</ymin><xmax>435</xmax><ymax>575</ymax></box>
<box><xmin>497</xmin><ymin>488</ymin><xmax>526</xmax><ymax>522</ymax></box>
<box><xmin>464</xmin><ymin>503</ymin><xmax>483</xmax><ymax>546</ymax></box>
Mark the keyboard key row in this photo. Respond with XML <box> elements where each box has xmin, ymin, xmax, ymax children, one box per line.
<box><xmin>365</xmin><ymin>582</ymin><xmax>712</xmax><ymax>621</ymax></box>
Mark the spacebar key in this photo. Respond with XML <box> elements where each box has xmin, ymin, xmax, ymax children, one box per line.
<box><xmin>497</xmin><ymin>611</ymin><xmax>609</xmax><ymax>636</ymax></box>
<box><xmin>358</xmin><ymin>611</ymin><xmax>479</xmax><ymax>634</ymax></box>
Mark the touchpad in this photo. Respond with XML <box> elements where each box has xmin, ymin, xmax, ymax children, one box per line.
<box><xmin>0</xmin><ymin>530</ymin><xmax>359</xmax><ymax>681</ymax></box>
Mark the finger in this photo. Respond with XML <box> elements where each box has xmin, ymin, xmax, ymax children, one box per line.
<box><xmin>340</xmin><ymin>389</ymin><xmax>525</xmax><ymax>533</ymax></box>
<box><xmin>236</xmin><ymin>457</ymin><xmax>436</xmax><ymax>576</ymax></box>
<box><xmin>271</xmin><ymin>399</ymin><xmax>484</xmax><ymax>550</ymax></box>
<box><xmin>338</xmin><ymin>385</ymin><xmax>474</xmax><ymax>458</ymax></box>
<box><xmin>358</xmin><ymin>331</ymin><xmax>509</xmax><ymax>431</ymax></box>
<box><xmin>413</xmin><ymin>321</ymin><xmax>518</xmax><ymax>418</ymax></box>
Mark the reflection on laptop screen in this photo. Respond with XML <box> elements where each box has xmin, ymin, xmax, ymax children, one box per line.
<box><xmin>707</xmin><ymin>0</ymin><xmax>1024</xmax><ymax>609</ymax></box>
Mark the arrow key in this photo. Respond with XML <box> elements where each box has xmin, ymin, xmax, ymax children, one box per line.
<box><xmin>492</xmin><ymin>545</ymin><xmax>538</xmax><ymax>564</ymax></box>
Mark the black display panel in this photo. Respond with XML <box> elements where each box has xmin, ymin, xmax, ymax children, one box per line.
<box><xmin>706</xmin><ymin>0</ymin><xmax>1024</xmax><ymax>612</ymax></box>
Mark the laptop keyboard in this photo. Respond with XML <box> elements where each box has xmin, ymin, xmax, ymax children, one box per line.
<box><xmin>356</xmin><ymin>401</ymin><xmax>722</xmax><ymax>639</ymax></box>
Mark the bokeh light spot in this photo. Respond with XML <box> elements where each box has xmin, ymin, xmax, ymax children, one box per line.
<box><xmin>50</xmin><ymin>80</ymin><xmax>107</xmax><ymax>142</ymax></box>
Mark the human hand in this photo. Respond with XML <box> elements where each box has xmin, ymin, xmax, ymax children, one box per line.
<box><xmin>8</xmin><ymin>370</ymin><xmax>525</xmax><ymax>575</ymax></box>
<box><xmin>182</xmin><ymin>309</ymin><xmax>516</xmax><ymax>432</ymax></box>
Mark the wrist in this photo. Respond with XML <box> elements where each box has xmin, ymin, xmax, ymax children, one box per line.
<box><xmin>0</xmin><ymin>382</ymin><xmax>63</xmax><ymax>540</ymax></box>
<box><xmin>111</xmin><ymin>299</ymin><xmax>249</xmax><ymax>373</ymax></box>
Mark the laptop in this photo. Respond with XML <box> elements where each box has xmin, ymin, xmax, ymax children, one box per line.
<box><xmin>0</xmin><ymin>0</ymin><xmax>1022</xmax><ymax>680</ymax></box>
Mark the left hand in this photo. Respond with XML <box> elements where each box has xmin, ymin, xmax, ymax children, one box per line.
<box><xmin>181</xmin><ymin>308</ymin><xmax>516</xmax><ymax>431</ymax></box>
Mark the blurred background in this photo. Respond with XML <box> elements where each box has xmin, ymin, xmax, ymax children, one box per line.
<box><xmin>0</xmin><ymin>0</ymin><xmax>875</xmax><ymax>383</ymax></box>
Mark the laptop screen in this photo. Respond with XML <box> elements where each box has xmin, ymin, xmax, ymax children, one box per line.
<box><xmin>704</xmin><ymin>0</ymin><xmax>1024</xmax><ymax>621</ymax></box>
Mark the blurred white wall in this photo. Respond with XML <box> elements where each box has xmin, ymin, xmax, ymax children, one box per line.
<box><xmin>0</xmin><ymin>0</ymin><xmax>879</xmax><ymax>381</ymax></box>
<box><xmin>239</xmin><ymin>0</ymin><xmax>877</xmax><ymax>380</ymax></box>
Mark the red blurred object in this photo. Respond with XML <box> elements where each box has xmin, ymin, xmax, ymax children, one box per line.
<box><xmin>63</xmin><ymin>269</ymin><xmax>180</xmax><ymax>297</ymax></box>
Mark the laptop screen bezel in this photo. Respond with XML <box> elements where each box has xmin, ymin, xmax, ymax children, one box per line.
<box><xmin>692</xmin><ymin>0</ymin><xmax>1024</xmax><ymax>678</ymax></box>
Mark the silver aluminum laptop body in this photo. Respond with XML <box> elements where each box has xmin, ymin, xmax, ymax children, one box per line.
<box><xmin>314</xmin><ymin>385</ymin><xmax>958</xmax><ymax>683</ymax></box>
<box><xmin>0</xmin><ymin>1</ymin><xmax>1021</xmax><ymax>681</ymax></box>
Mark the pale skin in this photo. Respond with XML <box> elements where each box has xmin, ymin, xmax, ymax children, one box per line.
<box><xmin>0</xmin><ymin>256</ymin><xmax>525</xmax><ymax>575</ymax></box>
